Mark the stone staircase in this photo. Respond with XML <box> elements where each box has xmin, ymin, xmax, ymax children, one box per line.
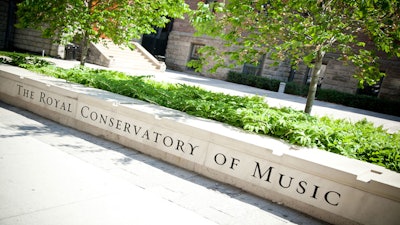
<box><xmin>87</xmin><ymin>40</ymin><xmax>166</xmax><ymax>73</ymax></box>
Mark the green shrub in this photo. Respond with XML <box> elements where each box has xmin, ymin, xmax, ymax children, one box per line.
<box><xmin>316</xmin><ymin>89</ymin><xmax>400</xmax><ymax>116</ymax></box>
<box><xmin>0</xmin><ymin>51</ymin><xmax>51</xmax><ymax>68</ymax></box>
<box><xmin>227</xmin><ymin>71</ymin><xmax>280</xmax><ymax>91</ymax></box>
<box><xmin>284</xmin><ymin>82</ymin><xmax>309</xmax><ymax>96</ymax></box>
<box><xmin>1</xmin><ymin>52</ymin><xmax>399</xmax><ymax>172</ymax></box>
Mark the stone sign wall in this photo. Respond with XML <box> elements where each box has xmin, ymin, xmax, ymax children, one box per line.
<box><xmin>1</xmin><ymin>65</ymin><xmax>399</xmax><ymax>225</ymax></box>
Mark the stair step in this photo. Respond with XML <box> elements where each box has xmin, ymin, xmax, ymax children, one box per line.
<box><xmin>90</xmin><ymin>40</ymin><xmax>163</xmax><ymax>72</ymax></box>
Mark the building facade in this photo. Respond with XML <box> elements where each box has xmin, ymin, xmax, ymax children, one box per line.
<box><xmin>1</xmin><ymin>0</ymin><xmax>15</xmax><ymax>51</ymax></box>
<box><xmin>165</xmin><ymin>0</ymin><xmax>400</xmax><ymax>101</ymax></box>
<box><xmin>1</xmin><ymin>0</ymin><xmax>65</xmax><ymax>58</ymax></box>
<box><xmin>1</xmin><ymin>0</ymin><xmax>399</xmax><ymax>100</ymax></box>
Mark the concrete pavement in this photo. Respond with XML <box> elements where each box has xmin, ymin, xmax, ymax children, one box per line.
<box><xmin>0</xmin><ymin>101</ymin><xmax>328</xmax><ymax>225</ymax></box>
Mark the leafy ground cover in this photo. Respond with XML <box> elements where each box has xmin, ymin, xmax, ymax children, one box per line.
<box><xmin>1</xmin><ymin>51</ymin><xmax>399</xmax><ymax>172</ymax></box>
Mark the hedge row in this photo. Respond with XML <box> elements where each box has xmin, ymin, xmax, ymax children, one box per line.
<box><xmin>227</xmin><ymin>71</ymin><xmax>400</xmax><ymax>116</ymax></box>
<box><xmin>227</xmin><ymin>71</ymin><xmax>281</xmax><ymax>92</ymax></box>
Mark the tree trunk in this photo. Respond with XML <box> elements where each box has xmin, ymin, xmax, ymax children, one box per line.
<box><xmin>80</xmin><ymin>0</ymin><xmax>94</xmax><ymax>67</ymax></box>
<box><xmin>304</xmin><ymin>49</ymin><xmax>325</xmax><ymax>114</ymax></box>
<box><xmin>79</xmin><ymin>32</ymin><xmax>90</xmax><ymax>66</ymax></box>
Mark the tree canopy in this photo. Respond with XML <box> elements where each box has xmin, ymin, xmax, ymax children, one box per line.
<box><xmin>16</xmin><ymin>0</ymin><xmax>189</xmax><ymax>65</ymax></box>
<box><xmin>190</xmin><ymin>0</ymin><xmax>399</xmax><ymax>113</ymax></box>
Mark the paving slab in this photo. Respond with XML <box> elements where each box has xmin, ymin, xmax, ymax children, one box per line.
<box><xmin>0</xmin><ymin>101</ymin><xmax>328</xmax><ymax>225</ymax></box>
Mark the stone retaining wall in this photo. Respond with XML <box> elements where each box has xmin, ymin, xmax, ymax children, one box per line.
<box><xmin>1</xmin><ymin>64</ymin><xmax>399</xmax><ymax>225</ymax></box>
<box><xmin>13</xmin><ymin>28</ymin><xmax>64</xmax><ymax>58</ymax></box>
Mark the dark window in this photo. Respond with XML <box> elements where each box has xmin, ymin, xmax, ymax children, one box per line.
<box><xmin>187</xmin><ymin>43</ymin><xmax>204</xmax><ymax>71</ymax></box>
<box><xmin>305</xmin><ymin>64</ymin><xmax>326</xmax><ymax>87</ymax></box>
<box><xmin>204</xmin><ymin>0</ymin><xmax>218</xmax><ymax>12</ymax></box>
<box><xmin>242</xmin><ymin>55</ymin><xmax>265</xmax><ymax>76</ymax></box>
<box><xmin>189</xmin><ymin>43</ymin><xmax>203</xmax><ymax>60</ymax></box>
<box><xmin>357</xmin><ymin>77</ymin><xmax>383</xmax><ymax>97</ymax></box>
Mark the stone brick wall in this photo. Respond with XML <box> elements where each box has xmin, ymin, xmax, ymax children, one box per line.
<box><xmin>166</xmin><ymin>31</ymin><xmax>234</xmax><ymax>79</ymax></box>
<box><xmin>379</xmin><ymin>59</ymin><xmax>400</xmax><ymax>100</ymax></box>
<box><xmin>320</xmin><ymin>59</ymin><xmax>359</xmax><ymax>94</ymax></box>
<box><xmin>172</xmin><ymin>0</ymin><xmax>197</xmax><ymax>33</ymax></box>
<box><xmin>13</xmin><ymin>28</ymin><xmax>64</xmax><ymax>58</ymax></box>
<box><xmin>261</xmin><ymin>59</ymin><xmax>289</xmax><ymax>81</ymax></box>
<box><xmin>165</xmin><ymin>31</ymin><xmax>193</xmax><ymax>72</ymax></box>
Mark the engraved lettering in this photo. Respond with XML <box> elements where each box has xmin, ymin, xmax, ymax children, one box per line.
<box><xmin>278</xmin><ymin>173</ymin><xmax>294</xmax><ymax>188</ymax></box>
<box><xmin>54</xmin><ymin>98</ymin><xmax>60</xmax><ymax>108</ymax></box>
<box><xmin>142</xmin><ymin>130</ymin><xmax>150</xmax><ymax>140</ymax></box>
<box><xmin>188</xmin><ymin>143</ymin><xmax>198</xmax><ymax>155</ymax></box>
<box><xmin>214</xmin><ymin>153</ymin><xmax>227</xmax><ymax>165</ymax></box>
<box><xmin>325</xmin><ymin>191</ymin><xmax>341</xmax><ymax>206</ymax></box>
<box><xmin>100</xmin><ymin>114</ymin><xmax>107</xmax><ymax>125</ymax></box>
<box><xmin>81</xmin><ymin>106</ymin><xmax>89</xmax><ymax>118</ymax></box>
<box><xmin>124</xmin><ymin>122</ymin><xmax>131</xmax><ymax>133</ymax></box>
<box><xmin>116</xmin><ymin>119</ymin><xmax>122</xmax><ymax>130</ymax></box>
<box><xmin>163</xmin><ymin>136</ymin><xmax>173</xmax><ymax>147</ymax></box>
<box><xmin>311</xmin><ymin>185</ymin><xmax>320</xmax><ymax>199</ymax></box>
<box><xmin>153</xmin><ymin>131</ymin><xmax>162</xmax><ymax>143</ymax></box>
<box><xmin>39</xmin><ymin>92</ymin><xmax>45</xmax><ymax>103</ymax></box>
<box><xmin>296</xmin><ymin>181</ymin><xmax>307</xmax><ymax>194</ymax></box>
<box><xmin>176</xmin><ymin>139</ymin><xmax>185</xmax><ymax>152</ymax></box>
<box><xmin>230</xmin><ymin>157</ymin><xmax>240</xmax><ymax>170</ymax></box>
<box><xmin>252</xmin><ymin>161</ymin><xmax>273</xmax><ymax>182</ymax></box>
<box><xmin>133</xmin><ymin>125</ymin><xmax>142</xmax><ymax>135</ymax></box>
